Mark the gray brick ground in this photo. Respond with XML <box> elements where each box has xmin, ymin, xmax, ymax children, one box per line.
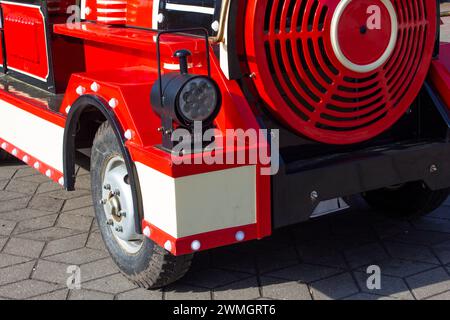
<box><xmin>2</xmin><ymin>160</ymin><xmax>450</xmax><ymax>300</ymax></box>
<box><xmin>0</xmin><ymin>9</ymin><xmax>449</xmax><ymax>301</ymax></box>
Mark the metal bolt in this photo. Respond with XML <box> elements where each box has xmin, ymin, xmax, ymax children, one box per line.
<box><xmin>106</xmin><ymin>219</ymin><xmax>114</xmax><ymax>226</ymax></box>
<box><xmin>430</xmin><ymin>164</ymin><xmax>438</xmax><ymax>173</ymax></box>
<box><xmin>118</xmin><ymin>211</ymin><xmax>126</xmax><ymax>218</ymax></box>
<box><xmin>103</xmin><ymin>184</ymin><xmax>111</xmax><ymax>190</ymax></box>
<box><xmin>164</xmin><ymin>129</ymin><xmax>172</xmax><ymax>135</ymax></box>
<box><xmin>310</xmin><ymin>191</ymin><xmax>319</xmax><ymax>201</ymax></box>
<box><xmin>100</xmin><ymin>199</ymin><xmax>107</xmax><ymax>205</ymax></box>
<box><xmin>115</xmin><ymin>226</ymin><xmax>123</xmax><ymax>233</ymax></box>
<box><xmin>112</xmin><ymin>189</ymin><xmax>120</xmax><ymax>196</ymax></box>
<box><xmin>157</xmin><ymin>127</ymin><xmax>164</xmax><ymax>132</ymax></box>
<box><xmin>249</xmin><ymin>72</ymin><xmax>256</xmax><ymax>79</ymax></box>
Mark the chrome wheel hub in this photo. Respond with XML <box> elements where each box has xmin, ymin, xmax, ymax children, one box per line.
<box><xmin>101</xmin><ymin>156</ymin><xmax>143</xmax><ymax>254</ymax></box>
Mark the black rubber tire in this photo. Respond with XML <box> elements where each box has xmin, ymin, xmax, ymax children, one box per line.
<box><xmin>91</xmin><ymin>122</ymin><xmax>193</xmax><ymax>289</ymax></box>
<box><xmin>362</xmin><ymin>181</ymin><xmax>449</xmax><ymax>218</ymax></box>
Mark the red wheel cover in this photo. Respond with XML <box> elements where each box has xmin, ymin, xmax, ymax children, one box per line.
<box><xmin>245</xmin><ymin>0</ymin><xmax>437</xmax><ymax>144</ymax></box>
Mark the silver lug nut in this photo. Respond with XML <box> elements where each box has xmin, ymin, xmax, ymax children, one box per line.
<box><xmin>100</xmin><ymin>199</ymin><xmax>107</xmax><ymax>205</ymax></box>
<box><xmin>118</xmin><ymin>211</ymin><xmax>126</xmax><ymax>218</ymax></box>
<box><xmin>112</xmin><ymin>189</ymin><xmax>120</xmax><ymax>196</ymax></box>
<box><xmin>103</xmin><ymin>184</ymin><xmax>111</xmax><ymax>190</ymax></box>
<box><xmin>115</xmin><ymin>226</ymin><xmax>123</xmax><ymax>232</ymax></box>
<box><xmin>106</xmin><ymin>219</ymin><xmax>114</xmax><ymax>226</ymax></box>
<box><xmin>430</xmin><ymin>164</ymin><xmax>438</xmax><ymax>173</ymax></box>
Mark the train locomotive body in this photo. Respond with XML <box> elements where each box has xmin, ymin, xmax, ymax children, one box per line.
<box><xmin>0</xmin><ymin>0</ymin><xmax>449</xmax><ymax>287</ymax></box>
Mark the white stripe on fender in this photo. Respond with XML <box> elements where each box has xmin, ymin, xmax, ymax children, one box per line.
<box><xmin>136</xmin><ymin>163</ymin><xmax>257</xmax><ymax>238</ymax></box>
<box><xmin>0</xmin><ymin>100</ymin><xmax>64</xmax><ymax>171</ymax></box>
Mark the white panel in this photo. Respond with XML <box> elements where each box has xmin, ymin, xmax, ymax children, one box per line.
<box><xmin>136</xmin><ymin>163</ymin><xmax>257</xmax><ymax>238</ymax></box>
<box><xmin>0</xmin><ymin>100</ymin><xmax>64</xmax><ymax>171</ymax></box>
<box><xmin>135</xmin><ymin>162</ymin><xmax>179</xmax><ymax>237</ymax></box>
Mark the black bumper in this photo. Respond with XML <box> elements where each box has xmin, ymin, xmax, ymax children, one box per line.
<box><xmin>272</xmin><ymin>140</ymin><xmax>450</xmax><ymax>228</ymax></box>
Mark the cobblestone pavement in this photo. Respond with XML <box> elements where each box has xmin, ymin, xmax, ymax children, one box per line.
<box><xmin>1</xmin><ymin>160</ymin><xmax>450</xmax><ymax>300</ymax></box>
<box><xmin>442</xmin><ymin>4</ymin><xmax>450</xmax><ymax>43</ymax></box>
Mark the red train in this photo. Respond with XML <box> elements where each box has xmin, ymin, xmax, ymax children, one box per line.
<box><xmin>0</xmin><ymin>0</ymin><xmax>449</xmax><ymax>288</ymax></box>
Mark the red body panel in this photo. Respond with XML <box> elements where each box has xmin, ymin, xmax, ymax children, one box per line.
<box><xmin>2</xmin><ymin>2</ymin><xmax>49</xmax><ymax>81</ymax></box>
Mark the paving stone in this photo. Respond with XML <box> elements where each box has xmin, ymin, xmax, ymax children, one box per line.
<box><xmin>432</xmin><ymin>240</ymin><xmax>450</xmax><ymax>265</ymax></box>
<box><xmin>372</xmin><ymin>220</ymin><xmax>414</xmax><ymax>239</ymax></box>
<box><xmin>0</xmin><ymin>167</ymin><xmax>17</xmax><ymax>180</ymax></box>
<box><xmin>211</xmin><ymin>250</ymin><xmax>255</xmax><ymax>274</ymax></box>
<box><xmin>0</xmin><ymin>237</ymin><xmax>7</xmax><ymax>251</ymax></box>
<box><xmin>46</xmin><ymin>189</ymin><xmax>91</xmax><ymax>200</ymax></box>
<box><xmin>3</xmin><ymin>237</ymin><xmax>45</xmax><ymax>258</ymax></box>
<box><xmin>265</xmin><ymin>263</ymin><xmax>342</xmax><ymax>283</ymax></box>
<box><xmin>16</xmin><ymin>227</ymin><xmax>81</xmax><ymax>242</ymax></box>
<box><xmin>0</xmin><ymin>180</ymin><xmax>8</xmax><ymax>190</ymax></box>
<box><xmin>74</xmin><ymin>175</ymin><xmax>91</xmax><ymax>190</ymax></box>
<box><xmin>0</xmin><ymin>208</ymin><xmax>55</xmax><ymax>222</ymax></box>
<box><xmin>36</xmin><ymin>181</ymin><xmax>64</xmax><ymax>194</ymax></box>
<box><xmin>117</xmin><ymin>288</ymin><xmax>163</xmax><ymax>300</ymax></box>
<box><xmin>353</xmin><ymin>271</ymin><xmax>414</xmax><ymax>300</ymax></box>
<box><xmin>28</xmin><ymin>195</ymin><xmax>64</xmax><ymax>212</ymax></box>
<box><xmin>17</xmin><ymin>174</ymin><xmax>51</xmax><ymax>184</ymax></box>
<box><xmin>260</xmin><ymin>276</ymin><xmax>311</xmax><ymax>300</ymax></box>
<box><xmin>0</xmin><ymin>219</ymin><xmax>16</xmax><ymax>236</ymax></box>
<box><xmin>14</xmin><ymin>167</ymin><xmax>40</xmax><ymax>178</ymax></box>
<box><xmin>310</xmin><ymin>273</ymin><xmax>359</xmax><ymax>300</ymax></box>
<box><xmin>62</xmin><ymin>195</ymin><xmax>93</xmax><ymax>212</ymax></box>
<box><xmin>0</xmin><ymin>253</ymin><xmax>33</xmax><ymax>268</ymax></box>
<box><xmin>213</xmin><ymin>277</ymin><xmax>260</xmax><ymax>300</ymax></box>
<box><xmin>428</xmin><ymin>206</ymin><xmax>450</xmax><ymax>220</ymax></box>
<box><xmin>0</xmin><ymin>190</ymin><xmax>29</xmax><ymax>201</ymax></box>
<box><xmin>0</xmin><ymin>279</ymin><xmax>60</xmax><ymax>299</ymax></box>
<box><xmin>0</xmin><ymin>261</ymin><xmax>35</xmax><ymax>286</ymax></box>
<box><xmin>0</xmin><ymin>196</ymin><xmax>30</xmax><ymax>213</ymax></box>
<box><xmin>5</xmin><ymin>180</ymin><xmax>39</xmax><ymax>195</ymax></box>
<box><xmin>85</xmin><ymin>231</ymin><xmax>107</xmax><ymax>252</ymax></box>
<box><xmin>344</xmin><ymin>243</ymin><xmax>389</xmax><ymax>268</ymax></box>
<box><xmin>358</xmin><ymin>258</ymin><xmax>436</xmax><ymax>278</ymax></box>
<box><xmin>384</xmin><ymin>241</ymin><xmax>440</xmax><ymax>264</ymax></box>
<box><xmin>296</xmin><ymin>244</ymin><xmax>347</xmax><ymax>269</ymax></box>
<box><xmin>165</xmin><ymin>284</ymin><xmax>211</xmax><ymax>300</ymax></box>
<box><xmin>61</xmin><ymin>206</ymin><xmax>95</xmax><ymax>218</ymax></box>
<box><xmin>32</xmin><ymin>260</ymin><xmax>71</xmax><ymax>285</ymax></box>
<box><xmin>412</xmin><ymin>217</ymin><xmax>450</xmax><ymax>234</ymax></box>
<box><xmin>56</xmin><ymin>214</ymin><xmax>93</xmax><ymax>232</ymax></box>
<box><xmin>388</xmin><ymin>229</ymin><xmax>450</xmax><ymax>246</ymax></box>
<box><xmin>182</xmin><ymin>268</ymin><xmax>251</xmax><ymax>289</ymax></box>
<box><xmin>13</xmin><ymin>214</ymin><xmax>58</xmax><ymax>234</ymax></box>
<box><xmin>256</xmin><ymin>246</ymin><xmax>300</xmax><ymax>273</ymax></box>
<box><xmin>42</xmin><ymin>233</ymin><xmax>89</xmax><ymax>257</ymax></box>
<box><xmin>79</xmin><ymin>258</ymin><xmax>118</xmax><ymax>283</ymax></box>
<box><xmin>29</xmin><ymin>289</ymin><xmax>68</xmax><ymax>300</ymax></box>
<box><xmin>344</xmin><ymin>293</ymin><xmax>396</xmax><ymax>300</ymax></box>
<box><xmin>82</xmin><ymin>274</ymin><xmax>137</xmax><ymax>294</ymax></box>
<box><xmin>45</xmin><ymin>247</ymin><xmax>109</xmax><ymax>265</ymax></box>
<box><xmin>68</xmin><ymin>289</ymin><xmax>114</xmax><ymax>300</ymax></box>
<box><xmin>426</xmin><ymin>290</ymin><xmax>450</xmax><ymax>300</ymax></box>
<box><xmin>406</xmin><ymin>268</ymin><xmax>450</xmax><ymax>300</ymax></box>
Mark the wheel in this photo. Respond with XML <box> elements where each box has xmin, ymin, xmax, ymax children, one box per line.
<box><xmin>362</xmin><ymin>181</ymin><xmax>449</xmax><ymax>218</ymax></box>
<box><xmin>91</xmin><ymin>122</ymin><xmax>193</xmax><ymax>289</ymax></box>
